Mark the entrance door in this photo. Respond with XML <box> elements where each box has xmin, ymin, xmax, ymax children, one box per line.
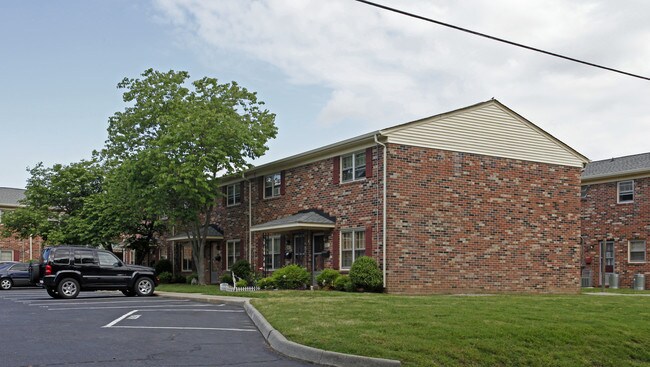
<box><xmin>600</xmin><ymin>240</ymin><xmax>615</xmax><ymax>285</ymax></box>
<box><xmin>210</xmin><ymin>243</ymin><xmax>220</xmax><ymax>284</ymax></box>
<box><xmin>312</xmin><ymin>234</ymin><xmax>326</xmax><ymax>285</ymax></box>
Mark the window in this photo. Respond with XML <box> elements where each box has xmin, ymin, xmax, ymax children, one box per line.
<box><xmin>341</xmin><ymin>151</ymin><xmax>366</xmax><ymax>183</ymax></box>
<box><xmin>98</xmin><ymin>251</ymin><xmax>121</xmax><ymax>267</ymax></box>
<box><xmin>0</xmin><ymin>209</ymin><xmax>3</xmax><ymax>223</ymax></box>
<box><xmin>182</xmin><ymin>244</ymin><xmax>193</xmax><ymax>272</ymax></box>
<box><xmin>0</xmin><ymin>250</ymin><xmax>12</xmax><ymax>262</ymax></box>
<box><xmin>581</xmin><ymin>186</ymin><xmax>588</xmax><ymax>199</ymax></box>
<box><xmin>226</xmin><ymin>240</ymin><xmax>240</xmax><ymax>269</ymax></box>
<box><xmin>618</xmin><ymin>180</ymin><xmax>634</xmax><ymax>203</ymax></box>
<box><xmin>341</xmin><ymin>229</ymin><xmax>365</xmax><ymax>269</ymax></box>
<box><xmin>227</xmin><ymin>184</ymin><xmax>241</xmax><ymax>206</ymax></box>
<box><xmin>74</xmin><ymin>249</ymin><xmax>96</xmax><ymax>265</ymax></box>
<box><xmin>629</xmin><ymin>240</ymin><xmax>646</xmax><ymax>263</ymax></box>
<box><xmin>264</xmin><ymin>236</ymin><xmax>281</xmax><ymax>270</ymax></box>
<box><xmin>264</xmin><ymin>173</ymin><xmax>281</xmax><ymax>198</ymax></box>
<box><xmin>53</xmin><ymin>249</ymin><xmax>70</xmax><ymax>265</ymax></box>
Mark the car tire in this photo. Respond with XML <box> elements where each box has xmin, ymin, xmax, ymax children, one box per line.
<box><xmin>0</xmin><ymin>278</ymin><xmax>12</xmax><ymax>290</ymax></box>
<box><xmin>134</xmin><ymin>277</ymin><xmax>154</xmax><ymax>296</ymax></box>
<box><xmin>46</xmin><ymin>286</ymin><xmax>61</xmax><ymax>299</ymax></box>
<box><xmin>57</xmin><ymin>278</ymin><xmax>80</xmax><ymax>299</ymax></box>
<box><xmin>121</xmin><ymin>289</ymin><xmax>136</xmax><ymax>297</ymax></box>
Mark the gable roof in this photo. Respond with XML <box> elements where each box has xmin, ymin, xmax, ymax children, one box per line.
<box><xmin>381</xmin><ymin>99</ymin><xmax>588</xmax><ymax>167</ymax></box>
<box><xmin>0</xmin><ymin>187</ymin><xmax>26</xmax><ymax>208</ymax></box>
<box><xmin>582</xmin><ymin>152</ymin><xmax>650</xmax><ymax>182</ymax></box>
<box><xmin>222</xmin><ymin>99</ymin><xmax>588</xmax><ymax>184</ymax></box>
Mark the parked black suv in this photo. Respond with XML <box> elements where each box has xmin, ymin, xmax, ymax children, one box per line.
<box><xmin>30</xmin><ymin>246</ymin><xmax>158</xmax><ymax>299</ymax></box>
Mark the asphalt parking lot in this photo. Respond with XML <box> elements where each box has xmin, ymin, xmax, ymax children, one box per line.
<box><xmin>0</xmin><ymin>288</ymin><xmax>317</xmax><ymax>367</ymax></box>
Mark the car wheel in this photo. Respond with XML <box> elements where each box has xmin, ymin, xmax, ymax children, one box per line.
<box><xmin>46</xmin><ymin>286</ymin><xmax>61</xmax><ymax>299</ymax></box>
<box><xmin>134</xmin><ymin>277</ymin><xmax>154</xmax><ymax>296</ymax></box>
<box><xmin>121</xmin><ymin>289</ymin><xmax>136</xmax><ymax>297</ymax></box>
<box><xmin>57</xmin><ymin>278</ymin><xmax>80</xmax><ymax>299</ymax></box>
<box><xmin>0</xmin><ymin>278</ymin><xmax>12</xmax><ymax>290</ymax></box>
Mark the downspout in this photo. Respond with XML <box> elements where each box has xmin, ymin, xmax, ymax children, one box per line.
<box><xmin>242</xmin><ymin>173</ymin><xmax>253</xmax><ymax>264</ymax></box>
<box><xmin>374</xmin><ymin>134</ymin><xmax>387</xmax><ymax>289</ymax></box>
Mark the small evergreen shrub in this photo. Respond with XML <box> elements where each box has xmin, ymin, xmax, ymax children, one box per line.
<box><xmin>257</xmin><ymin>277</ymin><xmax>276</xmax><ymax>290</ymax></box>
<box><xmin>316</xmin><ymin>269</ymin><xmax>341</xmax><ymax>290</ymax></box>
<box><xmin>272</xmin><ymin>264</ymin><xmax>310</xmax><ymax>290</ymax></box>
<box><xmin>235</xmin><ymin>279</ymin><xmax>248</xmax><ymax>288</ymax></box>
<box><xmin>232</xmin><ymin>260</ymin><xmax>253</xmax><ymax>283</ymax></box>
<box><xmin>173</xmin><ymin>274</ymin><xmax>187</xmax><ymax>283</ymax></box>
<box><xmin>220</xmin><ymin>273</ymin><xmax>233</xmax><ymax>284</ymax></box>
<box><xmin>349</xmin><ymin>256</ymin><xmax>383</xmax><ymax>292</ymax></box>
<box><xmin>154</xmin><ymin>259</ymin><xmax>173</xmax><ymax>275</ymax></box>
<box><xmin>158</xmin><ymin>271</ymin><xmax>173</xmax><ymax>284</ymax></box>
<box><xmin>186</xmin><ymin>273</ymin><xmax>198</xmax><ymax>284</ymax></box>
<box><xmin>333</xmin><ymin>275</ymin><xmax>354</xmax><ymax>292</ymax></box>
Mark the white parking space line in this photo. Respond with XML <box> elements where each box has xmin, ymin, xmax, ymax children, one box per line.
<box><xmin>27</xmin><ymin>299</ymin><xmax>191</xmax><ymax>306</ymax></box>
<box><xmin>137</xmin><ymin>309</ymin><xmax>243</xmax><ymax>312</ymax></box>
<box><xmin>48</xmin><ymin>303</ymin><xmax>214</xmax><ymax>311</ymax></box>
<box><xmin>103</xmin><ymin>310</ymin><xmax>139</xmax><ymax>327</ymax></box>
<box><xmin>107</xmin><ymin>325</ymin><xmax>257</xmax><ymax>332</ymax></box>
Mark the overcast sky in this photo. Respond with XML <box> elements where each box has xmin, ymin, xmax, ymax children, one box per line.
<box><xmin>2</xmin><ymin>0</ymin><xmax>649</xmax><ymax>189</ymax></box>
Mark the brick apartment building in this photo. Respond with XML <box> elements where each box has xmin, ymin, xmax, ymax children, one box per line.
<box><xmin>0</xmin><ymin>187</ymin><xmax>42</xmax><ymax>262</ymax></box>
<box><xmin>581</xmin><ymin>153</ymin><xmax>650</xmax><ymax>289</ymax></box>
<box><xmin>169</xmin><ymin>99</ymin><xmax>588</xmax><ymax>294</ymax></box>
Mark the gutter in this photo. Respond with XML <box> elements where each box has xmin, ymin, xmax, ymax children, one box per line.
<box><xmin>374</xmin><ymin>134</ymin><xmax>387</xmax><ymax>289</ymax></box>
<box><xmin>241</xmin><ymin>173</ymin><xmax>253</xmax><ymax>265</ymax></box>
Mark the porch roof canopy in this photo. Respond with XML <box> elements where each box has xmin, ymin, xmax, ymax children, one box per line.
<box><xmin>250</xmin><ymin>210</ymin><xmax>335</xmax><ymax>233</ymax></box>
<box><xmin>167</xmin><ymin>224</ymin><xmax>224</xmax><ymax>242</ymax></box>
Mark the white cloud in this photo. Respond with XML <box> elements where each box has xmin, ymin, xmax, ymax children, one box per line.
<box><xmin>154</xmin><ymin>0</ymin><xmax>650</xmax><ymax>160</ymax></box>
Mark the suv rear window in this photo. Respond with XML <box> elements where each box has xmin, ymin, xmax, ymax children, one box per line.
<box><xmin>41</xmin><ymin>248</ymin><xmax>52</xmax><ymax>263</ymax></box>
<box><xmin>53</xmin><ymin>249</ymin><xmax>71</xmax><ymax>265</ymax></box>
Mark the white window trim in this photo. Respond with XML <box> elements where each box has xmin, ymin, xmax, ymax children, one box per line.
<box><xmin>265</xmin><ymin>235</ymin><xmax>281</xmax><ymax>270</ymax></box>
<box><xmin>0</xmin><ymin>249</ymin><xmax>13</xmax><ymax>262</ymax></box>
<box><xmin>226</xmin><ymin>239</ymin><xmax>240</xmax><ymax>269</ymax></box>
<box><xmin>340</xmin><ymin>228</ymin><xmax>366</xmax><ymax>270</ymax></box>
<box><xmin>340</xmin><ymin>151</ymin><xmax>366</xmax><ymax>183</ymax></box>
<box><xmin>182</xmin><ymin>244</ymin><xmax>193</xmax><ymax>272</ymax></box>
<box><xmin>628</xmin><ymin>240</ymin><xmax>646</xmax><ymax>264</ymax></box>
<box><xmin>264</xmin><ymin>173</ymin><xmax>282</xmax><ymax>199</ymax></box>
<box><xmin>227</xmin><ymin>184</ymin><xmax>241</xmax><ymax>206</ymax></box>
<box><xmin>617</xmin><ymin>180</ymin><xmax>634</xmax><ymax>204</ymax></box>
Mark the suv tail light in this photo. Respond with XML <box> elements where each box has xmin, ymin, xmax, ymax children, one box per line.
<box><xmin>45</xmin><ymin>264</ymin><xmax>52</xmax><ymax>276</ymax></box>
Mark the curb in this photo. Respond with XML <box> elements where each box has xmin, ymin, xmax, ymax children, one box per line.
<box><xmin>157</xmin><ymin>291</ymin><xmax>401</xmax><ymax>367</ymax></box>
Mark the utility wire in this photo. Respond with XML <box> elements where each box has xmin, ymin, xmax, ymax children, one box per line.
<box><xmin>354</xmin><ymin>0</ymin><xmax>650</xmax><ymax>81</ymax></box>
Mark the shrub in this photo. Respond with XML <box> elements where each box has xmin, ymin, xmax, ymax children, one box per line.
<box><xmin>272</xmin><ymin>264</ymin><xmax>310</xmax><ymax>290</ymax></box>
<box><xmin>349</xmin><ymin>256</ymin><xmax>383</xmax><ymax>292</ymax></box>
<box><xmin>173</xmin><ymin>274</ymin><xmax>186</xmax><ymax>283</ymax></box>
<box><xmin>231</xmin><ymin>260</ymin><xmax>253</xmax><ymax>283</ymax></box>
<box><xmin>235</xmin><ymin>279</ymin><xmax>248</xmax><ymax>288</ymax></box>
<box><xmin>158</xmin><ymin>271</ymin><xmax>173</xmax><ymax>284</ymax></box>
<box><xmin>257</xmin><ymin>277</ymin><xmax>276</xmax><ymax>290</ymax></box>
<box><xmin>186</xmin><ymin>273</ymin><xmax>198</xmax><ymax>284</ymax></box>
<box><xmin>220</xmin><ymin>273</ymin><xmax>233</xmax><ymax>285</ymax></box>
<box><xmin>333</xmin><ymin>275</ymin><xmax>354</xmax><ymax>292</ymax></box>
<box><xmin>154</xmin><ymin>259</ymin><xmax>173</xmax><ymax>275</ymax></box>
<box><xmin>316</xmin><ymin>269</ymin><xmax>341</xmax><ymax>290</ymax></box>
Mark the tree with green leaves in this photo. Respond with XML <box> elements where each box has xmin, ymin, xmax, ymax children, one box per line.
<box><xmin>103</xmin><ymin>69</ymin><xmax>277</xmax><ymax>284</ymax></box>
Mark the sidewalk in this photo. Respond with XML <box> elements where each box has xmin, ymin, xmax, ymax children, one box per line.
<box><xmin>156</xmin><ymin>291</ymin><xmax>401</xmax><ymax>367</ymax></box>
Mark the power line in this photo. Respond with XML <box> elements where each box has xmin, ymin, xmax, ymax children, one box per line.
<box><xmin>354</xmin><ymin>0</ymin><xmax>650</xmax><ymax>81</ymax></box>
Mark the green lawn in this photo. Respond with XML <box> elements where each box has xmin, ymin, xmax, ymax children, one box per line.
<box><xmin>157</xmin><ymin>284</ymin><xmax>650</xmax><ymax>367</ymax></box>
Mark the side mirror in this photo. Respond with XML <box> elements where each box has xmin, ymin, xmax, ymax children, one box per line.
<box><xmin>115</xmin><ymin>261</ymin><xmax>123</xmax><ymax>267</ymax></box>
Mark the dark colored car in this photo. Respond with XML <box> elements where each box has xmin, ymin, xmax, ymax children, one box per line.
<box><xmin>30</xmin><ymin>246</ymin><xmax>158</xmax><ymax>299</ymax></box>
<box><xmin>0</xmin><ymin>262</ymin><xmax>32</xmax><ymax>290</ymax></box>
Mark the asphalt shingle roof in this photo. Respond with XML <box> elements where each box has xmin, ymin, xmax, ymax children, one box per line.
<box><xmin>166</xmin><ymin>224</ymin><xmax>224</xmax><ymax>241</ymax></box>
<box><xmin>251</xmin><ymin>210</ymin><xmax>335</xmax><ymax>232</ymax></box>
<box><xmin>582</xmin><ymin>152</ymin><xmax>650</xmax><ymax>179</ymax></box>
<box><xmin>0</xmin><ymin>187</ymin><xmax>26</xmax><ymax>207</ymax></box>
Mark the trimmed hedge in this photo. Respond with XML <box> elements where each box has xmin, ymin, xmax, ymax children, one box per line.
<box><xmin>349</xmin><ymin>256</ymin><xmax>383</xmax><ymax>292</ymax></box>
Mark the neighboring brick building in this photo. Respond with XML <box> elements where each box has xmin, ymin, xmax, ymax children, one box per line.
<box><xmin>169</xmin><ymin>99</ymin><xmax>588</xmax><ymax>293</ymax></box>
<box><xmin>581</xmin><ymin>153</ymin><xmax>650</xmax><ymax>289</ymax></box>
<box><xmin>0</xmin><ymin>187</ymin><xmax>42</xmax><ymax>262</ymax></box>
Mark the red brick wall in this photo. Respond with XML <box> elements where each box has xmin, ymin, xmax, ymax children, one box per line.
<box><xmin>581</xmin><ymin>176</ymin><xmax>650</xmax><ymax>288</ymax></box>
<box><xmin>385</xmin><ymin>145</ymin><xmax>582</xmax><ymax>294</ymax></box>
<box><xmin>213</xmin><ymin>143</ymin><xmax>582</xmax><ymax>294</ymax></box>
<box><xmin>0</xmin><ymin>228</ymin><xmax>43</xmax><ymax>262</ymax></box>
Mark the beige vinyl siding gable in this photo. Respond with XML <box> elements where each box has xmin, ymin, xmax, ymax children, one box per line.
<box><xmin>383</xmin><ymin>101</ymin><xmax>586</xmax><ymax>167</ymax></box>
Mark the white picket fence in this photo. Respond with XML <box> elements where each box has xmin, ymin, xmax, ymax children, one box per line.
<box><xmin>219</xmin><ymin>283</ymin><xmax>259</xmax><ymax>292</ymax></box>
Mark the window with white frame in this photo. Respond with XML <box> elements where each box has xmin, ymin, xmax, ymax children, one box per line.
<box><xmin>581</xmin><ymin>186</ymin><xmax>588</xmax><ymax>199</ymax></box>
<box><xmin>618</xmin><ymin>180</ymin><xmax>634</xmax><ymax>203</ymax></box>
<box><xmin>341</xmin><ymin>151</ymin><xmax>366</xmax><ymax>183</ymax></box>
<box><xmin>341</xmin><ymin>229</ymin><xmax>365</xmax><ymax>269</ymax></box>
<box><xmin>227</xmin><ymin>184</ymin><xmax>241</xmax><ymax>206</ymax></box>
<box><xmin>182</xmin><ymin>244</ymin><xmax>193</xmax><ymax>272</ymax></box>
<box><xmin>226</xmin><ymin>239</ymin><xmax>240</xmax><ymax>269</ymax></box>
<box><xmin>264</xmin><ymin>173</ymin><xmax>281</xmax><ymax>198</ymax></box>
<box><xmin>629</xmin><ymin>240</ymin><xmax>646</xmax><ymax>263</ymax></box>
<box><xmin>0</xmin><ymin>250</ymin><xmax>13</xmax><ymax>262</ymax></box>
<box><xmin>264</xmin><ymin>236</ymin><xmax>281</xmax><ymax>270</ymax></box>
<box><xmin>0</xmin><ymin>209</ymin><xmax>4</xmax><ymax>223</ymax></box>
